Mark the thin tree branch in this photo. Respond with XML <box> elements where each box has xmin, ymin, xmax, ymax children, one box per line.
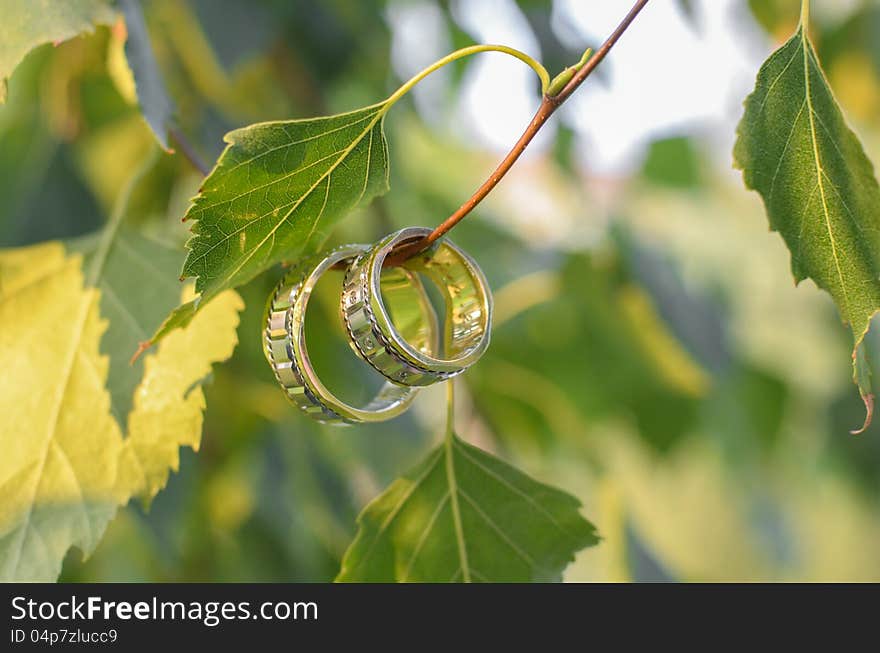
<box><xmin>384</xmin><ymin>0</ymin><xmax>650</xmax><ymax>266</ymax></box>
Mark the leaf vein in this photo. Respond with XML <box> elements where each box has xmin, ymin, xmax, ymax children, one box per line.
<box><xmin>801</xmin><ymin>34</ymin><xmax>852</xmax><ymax>318</ymax></box>
<box><xmin>453</xmin><ymin>439</ymin><xmax>580</xmax><ymax>541</ymax></box>
<box><xmin>219</xmin><ymin>113</ymin><xmax>375</xmax><ymax>177</ymax></box>
<box><xmin>458</xmin><ymin>488</ymin><xmax>535</xmax><ymax>566</ymax></box>
<box><xmin>193</xmin><ymin>112</ymin><xmax>383</xmax><ymax>293</ymax></box>
<box><xmin>400</xmin><ymin>492</ymin><xmax>450</xmax><ymax>582</ymax></box>
<box><xmin>346</xmin><ymin>448</ymin><xmax>444</xmax><ymax>578</ymax></box>
<box><xmin>767</xmin><ymin>98</ymin><xmax>807</xmax><ymax>208</ymax></box>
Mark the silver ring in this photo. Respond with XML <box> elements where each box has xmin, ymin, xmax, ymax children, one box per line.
<box><xmin>342</xmin><ymin>226</ymin><xmax>492</xmax><ymax>386</ymax></box>
<box><xmin>264</xmin><ymin>244</ymin><xmax>431</xmax><ymax>424</ymax></box>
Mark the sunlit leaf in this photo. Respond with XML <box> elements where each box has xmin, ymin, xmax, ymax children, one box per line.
<box><xmin>119</xmin><ymin>286</ymin><xmax>243</xmax><ymax>503</ymax></box>
<box><xmin>0</xmin><ymin>0</ymin><xmax>115</xmax><ymax>103</ymax></box>
<box><xmin>0</xmin><ymin>239</ymin><xmax>242</xmax><ymax>581</ymax></box>
<box><xmin>734</xmin><ymin>16</ymin><xmax>880</xmax><ymax>431</ymax></box>
<box><xmin>152</xmin><ymin>103</ymin><xmax>390</xmax><ymax>342</ymax></box>
<box><xmin>337</xmin><ymin>434</ymin><xmax>598</xmax><ymax>582</ymax></box>
<box><xmin>0</xmin><ymin>243</ymin><xmax>119</xmax><ymax>582</ymax></box>
<box><xmin>70</xmin><ymin>227</ymin><xmax>185</xmax><ymax>425</ymax></box>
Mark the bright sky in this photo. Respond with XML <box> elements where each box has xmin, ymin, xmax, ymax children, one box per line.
<box><xmin>387</xmin><ymin>0</ymin><xmax>780</xmax><ymax>176</ymax></box>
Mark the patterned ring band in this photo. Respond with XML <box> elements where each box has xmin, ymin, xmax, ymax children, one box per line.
<box><xmin>342</xmin><ymin>226</ymin><xmax>492</xmax><ymax>386</ymax></box>
<box><xmin>264</xmin><ymin>244</ymin><xmax>436</xmax><ymax>424</ymax></box>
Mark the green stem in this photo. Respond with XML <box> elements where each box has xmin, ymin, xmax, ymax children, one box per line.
<box><xmin>800</xmin><ymin>0</ymin><xmax>810</xmax><ymax>26</ymax></box>
<box><xmin>381</xmin><ymin>44</ymin><xmax>550</xmax><ymax>112</ymax></box>
<box><xmin>443</xmin><ymin>378</ymin><xmax>471</xmax><ymax>582</ymax></box>
<box><xmin>445</xmin><ymin>378</ymin><xmax>455</xmax><ymax>444</ymax></box>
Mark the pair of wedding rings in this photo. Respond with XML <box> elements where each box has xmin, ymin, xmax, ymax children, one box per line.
<box><xmin>263</xmin><ymin>227</ymin><xmax>493</xmax><ymax>424</ymax></box>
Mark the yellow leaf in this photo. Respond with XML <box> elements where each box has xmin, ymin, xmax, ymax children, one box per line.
<box><xmin>0</xmin><ymin>244</ymin><xmax>242</xmax><ymax>581</ymax></box>
<box><xmin>617</xmin><ymin>284</ymin><xmax>711</xmax><ymax>398</ymax></box>
<box><xmin>120</xmin><ymin>288</ymin><xmax>243</xmax><ymax>502</ymax></box>
<box><xmin>0</xmin><ymin>243</ymin><xmax>123</xmax><ymax>582</ymax></box>
<box><xmin>106</xmin><ymin>18</ymin><xmax>137</xmax><ymax>105</ymax></box>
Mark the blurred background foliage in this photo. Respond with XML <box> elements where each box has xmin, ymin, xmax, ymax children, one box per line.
<box><xmin>3</xmin><ymin>0</ymin><xmax>880</xmax><ymax>581</ymax></box>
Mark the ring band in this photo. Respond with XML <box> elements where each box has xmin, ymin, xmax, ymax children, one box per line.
<box><xmin>342</xmin><ymin>227</ymin><xmax>492</xmax><ymax>386</ymax></box>
<box><xmin>264</xmin><ymin>244</ymin><xmax>433</xmax><ymax>424</ymax></box>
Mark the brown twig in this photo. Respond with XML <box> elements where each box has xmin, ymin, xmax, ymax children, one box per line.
<box><xmin>384</xmin><ymin>0</ymin><xmax>651</xmax><ymax>266</ymax></box>
<box><xmin>169</xmin><ymin>126</ymin><xmax>210</xmax><ymax>176</ymax></box>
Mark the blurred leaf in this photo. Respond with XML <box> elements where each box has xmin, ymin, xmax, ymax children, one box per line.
<box><xmin>470</xmin><ymin>253</ymin><xmax>703</xmax><ymax>452</ymax></box>
<box><xmin>734</xmin><ymin>15</ymin><xmax>880</xmax><ymax>431</ymax></box>
<box><xmin>702</xmin><ymin>364</ymin><xmax>789</xmax><ymax>457</ymax></box>
<box><xmin>624</xmin><ymin>519</ymin><xmax>676</xmax><ymax>582</ymax></box>
<box><xmin>676</xmin><ymin>0</ymin><xmax>697</xmax><ymax>25</ymax></box>
<box><xmin>552</xmin><ymin>122</ymin><xmax>577</xmax><ymax>175</ymax></box>
<box><xmin>0</xmin><ymin>0</ymin><xmax>115</xmax><ymax>103</ymax></box>
<box><xmin>617</xmin><ymin>285</ymin><xmax>711</xmax><ymax>398</ymax></box>
<box><xmin>74</xmin><ymin>115</ymin><xmax>156</xmax><ymax>212</ymax></box>
<box><xmin>0</xmin><ymin>238</ymin><xmax>242</xmax><ymax>580</ymax></box>
<box><xmin>600</xmin><ymin>433</ymin><xmax>767</xmax><ymax>580</ymax></box>
<box><xmin>0</xmin><ymin>242</ymin><xmax>120</xmax><ymax>581</ymax></box>
<box><xmin>747</xmin><ymin>0</ymin><xmax>800</xmax><ymax>40</ymax></box>
<box><xmin>117</xmin><ymin>0</ymin><xmax>175</xmax><ymax>150</ymax></box>
<box><xmin>518</xmin><ymin>2</ymin><xmax>582</xmax><ymax>87</ymax></box>
<box><xmin>120</xmin><ymin>286</ymin><xmax>243</xmax><ymax>502</ymax></box>
<box><xmin>819</xmin><ymin>4</ymin><xmax>880</xmax><ymax>68</ymax></box>
<box><xmin>107</xmin><ymin>21</ymin><xmax>137</xmax><ymax>105</ymax></box>
<box><xmin>152</xmin><ymin>0</ymin><xmax>234</xmax><ymax>113</ymax></box>
<box><xmin>827</xmin><ymin>51</ymin><xmax>880</xmax><ymax>123</ymax></box>
<box><xmin>0</xmin><ymin>154</ymin><xmax>243</xmax><ymax>580</ymax></box>
<box><xmin>617</xmin><ymin>227</ymin><xmax>729</xmax><ymax>374</ymax></box>
<box><xmin>819</xmin><ymin>6</ymin><xmax>880</xmax><ymax>123</ymax></box>
<box><xmin>69</xmin><ymin>227</ymin><xmax>188</xmax><ymax>425</ymax></box>
<box><xmin>1</xmin><ymin>146</ymin><xmax>105</xmax><ymax>246</ymax></box>
<box><xmin>641</xmin><ymin>136</ymin><xmax>702</xmax><ymax>189</ymax></box>
<box><xmin>154</xmin><ymin>104</ymin><xmax>390</xmax><ymax>342</ymax></box>
<box><xmin>337</xmin><ymin>433</ymin><xmax>597</xmax><ymax>582</ymax></box>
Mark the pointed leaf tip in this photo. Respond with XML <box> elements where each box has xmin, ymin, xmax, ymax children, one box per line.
<box><xmin>337</xmin><ymin>434</ymin><xmax>597</xmax><ymax>582</ymax></box>
<box><xmin>735</xmin><ymin>23</ymin><xmax>880</xmax><ymax>434</ymax></box>
<box><xmin>851</xmin><ymin>394</ymin><xmax>874</xmax><ymax>435</ymax></box>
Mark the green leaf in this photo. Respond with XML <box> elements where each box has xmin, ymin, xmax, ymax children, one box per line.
<box><xmin>733</xmin><ymin>17</ymin><xmax>880</xmax><ymax>431</ymax></box>
<box><xmin>747</xmin><ymin>0</ymin><xmax>800</xmax><ymax>38</ymax></box>
<box><xmin>70</xmin><ymin>227</ymin><xmax>186</xmax><ymax>426</ymax></box>
<box><xmin>336</xmin><ymin>434</ymin><xmax>598</xmax><ymax>582</ymax></box>
<box><xmin>0</xmin><ymin>0</ymin><xmax>115</xmax><ymax>102</ymax></box>
<box><xmin>149</xmin><ymin>297</ymin><xmax>199</xmax><ymax>346</ymax></box>
<box><xmin>118</xmin><ymin>0</ymin><xmax>175</xmax><ymax>150</ymax></box>
<box><xmin>155</xmin><ymin>103</ymin><xmax>390</xmax><ymax>340</ymax></box>
<box><xmin>467</xmin><ymin>253</ymin><xmax>708</xmax><ymax>453</ymax></box>
<box><xmin>642</xmin><ymin>136</ymin><xmax>702</xmax><ymax>189</ymax></box>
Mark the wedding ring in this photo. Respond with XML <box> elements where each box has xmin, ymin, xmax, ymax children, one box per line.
<box><xmin>342</xmin><ymin>227</ymin><xmax>492</xmax><ymax>386</ymax></box>
<box><xmin>264</xmin><ymin>244</ymin><xmax>435</xmax><ymax>424</ymax></box>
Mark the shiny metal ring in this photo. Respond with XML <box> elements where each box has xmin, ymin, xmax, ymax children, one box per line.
<box><xmin>263</xmin><ymin>244</ymin><xmax>433</xmax><ymax>424</ymax></box>
<box><xmin>342</xmin><ymin>226</ymin><xmax>492</xmax><ymax>386</ymax></box>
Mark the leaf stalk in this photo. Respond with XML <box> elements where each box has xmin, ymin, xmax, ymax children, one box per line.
<box><xmin>382</xmin><ymin>44</ymin><xmax>550</xmax><ymax>111</ymax></box>
<box><xmin>384</xmin><ymin>0</ymin><xmax>651</xmax><ymax>266</ymax></box>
